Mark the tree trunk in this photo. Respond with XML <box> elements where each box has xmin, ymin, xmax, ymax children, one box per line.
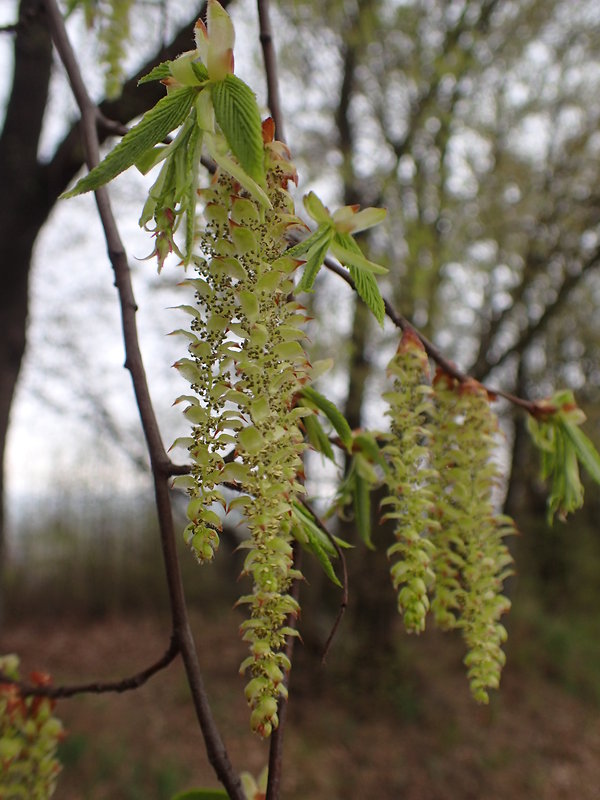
<box><xmin>0</xmin><ymin>0</ymin><xmax>53</xmax><ymax>624</ymax></box>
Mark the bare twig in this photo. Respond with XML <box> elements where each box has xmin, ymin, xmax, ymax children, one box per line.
<box><xmin>322</xmin><ymin>256</ymin><xmax>548</xmax><ymax>416</ymax></box>
<box><xmin>0</xmin><ymin>638</ymin><xmax>180</xmax><ymax>699</ymax></box>
<box><xmin>266</xmin><ymin>543</ymin><xmax>302</xmax><ymax>800</ymax></box>
<box><xmin>296</xmin><ymin>498</ymin><xmax>348</xmax><ymax>663</ymax></box>
<box><xmin>0</xmin><ymin>0</ymin><xmax>42</xmax><ymax>34</ymax></box>
<box><xmin>257</xmin><ymin>0</ymin><xmax>285</xmax><ymax>142</ymax></box>
<box><xmin>42</xmin><ymin>1</ymin><xmax>244</xmax><ymax>796</ymax></box>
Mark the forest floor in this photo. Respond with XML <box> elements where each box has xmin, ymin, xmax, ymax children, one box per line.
<box><xmin>3</xmin><ymin>607</ymin><xmax>600</xmax><ymax>800</ymax></box>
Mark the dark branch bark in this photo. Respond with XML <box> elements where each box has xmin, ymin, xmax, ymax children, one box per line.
<box><xmin>42</xmin><ymin>1</ymin><xmax>244</xmax><ymax>796</ymax></box>
<box><xmin>257</xmin><ymin>0</ymin><xmax>285</xmax><ymax>142</ymax></box>
<box><xmin>0</xmin><ymin>0</ymin><xmax>53</xmax><ymax>626</ymax></box>
<box><xmin>0</xmin><ymin>637</ymin><xmax>180</xmax><ymax>699</ymax></box>
<box><xmin>323</xmin><ymin>256</ymin><xmax>547</xmax><ymax>415</ymax></box>
<box><xmin>478</xmin><ymin>255</ymin><xmax>599</xmax><ymax>381</ymax></box>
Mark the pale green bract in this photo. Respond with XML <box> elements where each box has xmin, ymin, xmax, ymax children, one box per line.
<box><xmin>527</xmin><ymin>389</ymin><xmax>600</xmax><ymax>523</ymax></box>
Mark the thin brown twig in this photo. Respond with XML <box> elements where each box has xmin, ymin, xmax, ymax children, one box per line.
<box><xmin>321</xmin><ymin>256</ymin><xmax>549</xmax><ymax>416</ymax></box>
<box><xmin>0</xmin><ymin>0</ymin><xmax>41</xmax><ymax>34</ymax></box>
<box><xmin>297</xmin><ymin>497</ymin><xmax>349</xmax><ymax>663</ymax></box>
<box><xmin>257</xmin><ymin>0</ymin><xmax>285</xmax><ymax>142</ymax></box>
<box><xmin>0</xmin><ymin>638</ymin><xmax>180</xmax><ymax>699</ymax></box>
<box><xmin>42</xmin><ymin>1</ymin><xmax>244</xmax><ymax>796</ymax></box>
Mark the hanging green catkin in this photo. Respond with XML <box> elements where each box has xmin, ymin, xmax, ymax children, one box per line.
<box><xmin>382</xmin><ymin>329</ymin><xmax>437</xmax><ymax>634</ymax></box>
<box><xmin>174</xmin><ymin>121</ymin><xmax>311</xmax><ymax>736</ymax></box>
<box><xmin>430</xmin><ymin>372</ymin><xmax>514</xmax><ymax>702</ymax></box>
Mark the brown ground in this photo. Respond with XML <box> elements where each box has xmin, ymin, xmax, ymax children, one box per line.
<box><xmin>3</xmin><ymin>610</ymin><xmax>600</xmax><ymax>800</ymax></box>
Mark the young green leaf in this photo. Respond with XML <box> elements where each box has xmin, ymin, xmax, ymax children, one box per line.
<box><xmin>332</xmin><ymin>205</ymin><xmax>387</xmax><ymax>233</ymax></box>
<box><xmin>62</xmin><ymin>87</ymin><xmax>198</xmax><ymax>198</ymax></box>
<box><xmin>191</xmin><ymin>61</ymin><xmax>210</xmax><ymax>83</ymax></box>
<box><xmin>296</xmin><ymin>238</ymin><xmax>332</xmax><ymax>292</ymax></box>
<box><xmin>210</xmin><ymin>73</ymin><xmax>265</xmax><ymax>184</ymax></box>
<box><xmin>138</xmin><ymin>61</ymin><xmax>173</xmax><ymax>85</ymax></box>
<box><xmin>330</xmin><ymin>235</ymin><xmax>388</xmax><ymax>275</ymax></box>
<box><xmin>285</xmin><ymin>223</ymin><xmax>332</xmax><ymax>259</ymax></box>
<box><xmin>303</xmin><ymin>413</ymin><xmax>335</xmax><ymax>461</ymax></box>
<box><xmin>134</xmin><ymin>144</ymin><xmax>170</xmax><ymax>175</ymax></box>
<box><xmin>300</xmin><ymin>385</ymin><xmax>353</xmax><ymax>451</ymax></box>
<box><xmin>353</xmin><ymin>431</ymin><xmax>389</xmax><ymax>473</ymax></box>
<box><xmin>205</xmin><ymin>133</ymin><xmax>270</xmax><ymax>208</ymax></box>
<box><xmin>349</xmin><ymin>264</ymin><xmax>385</xmax><ymax>325</ymax></box>
<box><xmin>303</xmin><ymin>191</ymin><xmax>331</xmax><ymax>224</ymax></box>
<box><xmin>291</xmin><ymin>505</ymin><xmax>341</xmax><ymax>587</ymax></box>
<box><xmin>329</xmin><ymin>232</ymin><xmax>386</xmax><ymax>323</ymax></box>
<box><xmin>561</xmin><ymin>419</ymin><xmax>600</xmax><ymax>485</ymax></box>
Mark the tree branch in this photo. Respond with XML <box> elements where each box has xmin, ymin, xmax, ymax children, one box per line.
<box><xmin>42</xmin><ymin>1</ymin><xmax>244</xmax><ymax>796</ymax></box>
<box><xmin>322</xmin><ymin>256</ymin><xmax>548</xmax><ymax>415</ymax></box>
<box><xmin>0</xmin><ymin>638</ymin><xmax>179</xmax><ymax>699</ymax></box>
<box><xmin>475</xmin><ymin>250</ymin><xmax>600</xmax><ymax>383</ymax></box>
<box><xmin>257</xmin><ymin>0</ymin><xmax>285</xmax><ymax>142</ymax></box>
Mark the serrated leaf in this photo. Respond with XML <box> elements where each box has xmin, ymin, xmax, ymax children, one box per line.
<box><xmin>353</xmin><ymin>432</ymin><xmax>388</xmax><ymax>471</ymax></box>
<box><xmin>292</xmin><ymin>503</ymin><xmax>336</xmax><ymax>555</ymax></box>
<box><xmin>330</xmin><ymin>232</ymin><xmax>385</xmax><ymax>323</ymax></box>
<box><xmin>296</xmin><ymin>238</ymin><xmax>332</xmax><ymax>293</ymax></box>
<box><xmin>303</xmin><ymin>413</ymin><xmax>335</xmax><ymax>461</ymax></box>
<box><xmin>561</xmin><ymin>420</ymin><xmax>600</xmax><ymax>485</ymax></box>
<box><xmin>191</xmin><ymin>61</ymin><xmax>210</xmax><ymax>82</ymax></box>
<box><xmin>138</xmin><ymin>61</ymin><xmax>172</xmax><ymax>85</ymax></box>
<box><xmin>291</xmin><ymin>506</ymin><xmax>341</xmax><ymax>587</ymax></box>
<box><xmin>135</xmin><ymin>144</ymin><xmax>170</xmax><ymax>175</ymax></box>
<box><xmin>349</xmin><ymin>264</ymin><xmax>385</xmax><ymax>326</ymax></box>
<box><xmin>300</xmin><ymin>386</ymin><xmax>353</xmax><ymax>450</ymax></box>
<box><xmin>62</xmin><ymin>87</ymin><xmax>198</xmax><ymax>198</ymax></box>
<box><xmin>211</xmin><ymin>74</ymin><xmax>265</xmax><ymax>184</ymax></box>
<box><xmin>330</xmin><ymin>235</ymin><xmax>388</xmax><ymax>275</ymax></box>
<box><xmin>333</xmin><ymin>205</ymin><xmax>387</xmax><ymax>233</ymax></box>
<box><xmin>285</xmin><ymin>224</ymin><xmax>331</xmax><ymax>258</ymax></box>
<box><xmin>303</xmin><ymin>191</ymin><xmax>331</xmax><ymax>224</ymax></box>
<box><xmin>205</xmin><ymin>133</ymin><xmax>270</xmax><ymax>208</ymax></box>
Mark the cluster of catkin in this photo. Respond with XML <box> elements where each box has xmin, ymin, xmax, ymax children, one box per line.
<box><xmin>173</xmin><ymin>124</ymin><xmax>310</xmax><ymax>736</ymax></box>
<box><xmin>383</xmin><ymin>330</ymin><xmax>514</xmax><ymax>702</ymax></box>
